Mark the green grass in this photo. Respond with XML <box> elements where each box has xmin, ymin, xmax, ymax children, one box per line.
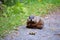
<box><xmin>0</xmin><ymin>0</ymin><xmax>60</xmax><ymax>37</ymax></box>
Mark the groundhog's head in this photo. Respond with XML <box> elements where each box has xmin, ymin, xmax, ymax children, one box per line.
<box><xmin>28</xmin><ymin>15</ymin><xmax>35</xmax><ymax>21</ymax></box>
<box><xmin>28</xmin><ymin>15</ymin><xmax>41</xmax><ymax>23</ymax></box>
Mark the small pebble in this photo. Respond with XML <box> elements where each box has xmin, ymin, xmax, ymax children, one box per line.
<box><xmin>29</xmin><ymin>32</ymin><xmax>35</xmax><ymax>35</ymax></box>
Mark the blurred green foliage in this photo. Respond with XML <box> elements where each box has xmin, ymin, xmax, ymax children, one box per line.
<box><xmin>0</xmin><ymin>0</ymin><xmax>60</xmax><ymax>37</ymax></box>
<box><xmin>4</xmin><ymin>0</ymin><xmax>20</xmax><ymax>6</ymax></box>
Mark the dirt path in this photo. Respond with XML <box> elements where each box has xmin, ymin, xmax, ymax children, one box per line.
<box><xmin>3</xmin><ymin>8</ymin><xmax>60</xmax><ymax>40</ymax></box>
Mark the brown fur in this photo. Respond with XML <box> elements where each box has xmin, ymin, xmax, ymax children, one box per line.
<box><xmin>26</xmin><ymin>16</ymin><xmax>44</xmax><ymax>29</ymax></box>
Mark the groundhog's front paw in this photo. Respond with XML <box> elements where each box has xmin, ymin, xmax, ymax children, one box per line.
<box><xmin>26</xmin><ymin>26</ymin><xmax>33</xmax><ymax>28</ymax></box>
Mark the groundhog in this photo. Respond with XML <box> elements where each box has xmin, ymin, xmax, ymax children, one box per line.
<box><xmin>26</xmin><ymin>15</ymin><xmax>44</xmax><ymax>29</ymax></box>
